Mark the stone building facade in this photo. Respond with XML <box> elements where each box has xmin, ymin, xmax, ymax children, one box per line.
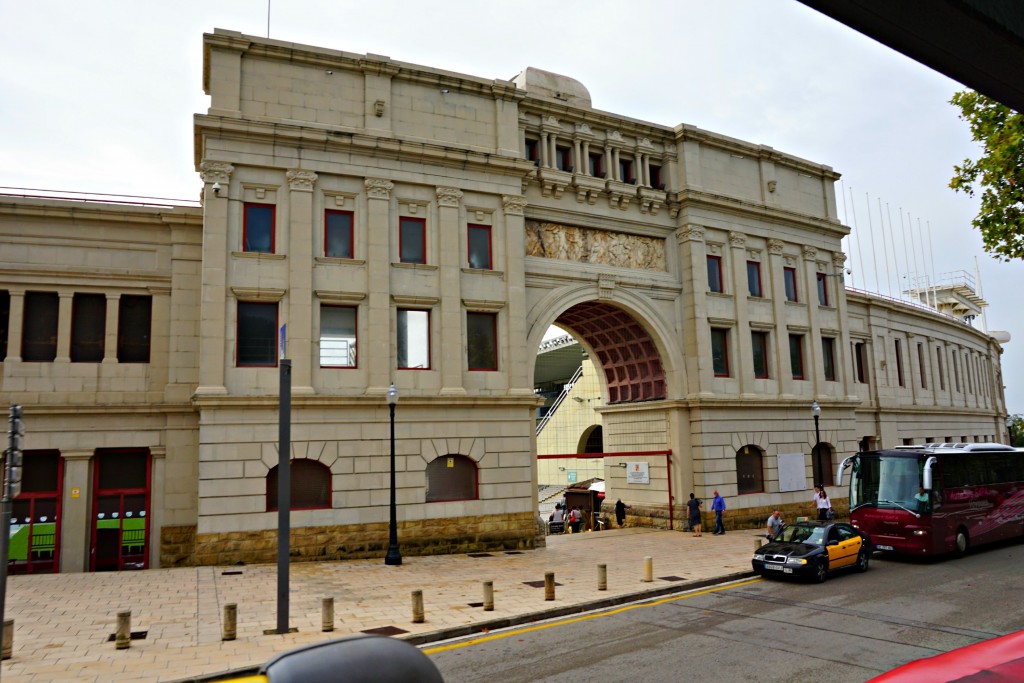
<box><xmin>0</xmin><ymin>29</ymin><xmax>1008</xmax><ymax>571</ymax></box>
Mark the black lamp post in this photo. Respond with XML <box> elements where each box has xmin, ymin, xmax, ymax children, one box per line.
<box><xmin>811</xmin><ymin>400</ymin><xmax>822</xmax><ymax>485</ymax></box>
<box><xmin>385</xmin><ymin>384</ymin><xmax>402</xmax><ymax>566</ymax></box>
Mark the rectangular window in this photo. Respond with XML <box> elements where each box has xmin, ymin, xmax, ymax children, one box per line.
<box><xmin>320</xmin><ymin>305</ymin><xmax>356</xmax><ymax>368</ymax></box>
<box><xmin>555</xmin><ymin>146</ymin><xmax>572</xmax><ymax>172</ymax></box>
<box><xmin>243</xmin><ymin>203</ymin><xmax>275</xmax><ymax>253</ymax></box>
<box><xmin>467</xmin><ymin>311</ymin><xmax>497</xmax><ymax>371</ymax></box>
<box><xmin>117</xmin><ymin>295</ymin><xmax>152</xmax><ymax>363</ymax></box>
<box><xmin>619</xmin><ymin>158</ymin><xmax>634</xmax><ymax>184</ymax></box>
<box><xmin>746</xmin><ymin>261</ymin><xmax>762</xmax><ymax>297</ymax></box>
<box><xmin>711</xmin><ymin>328</ymin><xmax>729</xmax><ymax>377</ymax></box>
<box><xmin>707</xmin><ymin>255</ymin><xmax>723</xmax><ymax>293</ymax></box>
<box><xmin>588</xmin><ymin>152</ymin><xmax>604</xmax><ymax>178</ymax></box>
<box><xmin>324</xmin><ymin>210</ymin><xmax>354</xmax><ymax>259</ymax></box>
<box><xmin>816</xmin><ymin>272</ymin><xmax>829</xmax><ymax>306</ymax></box>
<box><xmin>649</xmin><ymin>164</ymin><xmax>663</xmax><ymax>189</ymax></box>
<box><xmin>0</xmin><ymin>290</ymin><xmax>8</xmax><ymax>359</ymax></box>
<box><xmin>917</xmin><ymin>343</ymin><xmax>927</xmax><ymax>389</ymax></box>
<box><xmin>952</xmin><ymin>350</ymin><xmax>960</xmax><ymax>391</ymax></box>
<box><xmin>399</xmin><ymin>217</ymin><xmax>426</xmax><ymax>264</ymax></box>
<box><xmin>22</xmin><ymin>291</ymin><xmax>58</xmax><ymax>362</ymax></box>
<box><xmin>789</xmin><ymin>334</ymin><xmax>805</xmax><ymax>380</ymax></box>
<box><xmin>236</xmin><ymin>301</ymin><xmax>278</xmax><ymax>367</ymax></box>
<box><xmin>895</xmin><ymin>339</ymin><xmax>905</xmax><ymax>387</ymax></box>
<box><xmin>71</xmin><ymin>293</ymin><xmax>106</xmax><ymax>363</ymax></box>
<box><xmin>467</xmin><ymin>224</ymin><xmax>492</xmax><ymax>270</ymax></box>
<box><xmin>822</xmin><ymin>337</ymin><xmax>836</xmax><ymax>381</ymax></box>
<box><xmin>397</xmin><ymin>309</ymin><xmax>430</xmax><ymax>369</ymax></box>
<box><xmin>854</xmin><ymin>342</ymin><xmax>867</xmax><ymax>384</ymax></box>
<box><xmin>936</xmin><ymin>347</ymin><xmax>945</xmax><ymax>390</ymax></box>
<box><xmin>751</xmin><ymin>331</ymin><xmax>769</xmax><ymax>379</ymax></box>
<box><xmin>525</xmin><ymin>138</ymin><xmax>539</xmax><ymax>163</ymax></box>
<box><xmin>784</xmin><ymin>267</ymin><xmax>798</xmax><ymax>302</ymax></box>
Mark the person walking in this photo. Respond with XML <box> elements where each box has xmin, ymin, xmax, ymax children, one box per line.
<box><xmin>614</xmin><ymin>499</ymin><xmax>631</xmax><ymax>527</ymax></box>
<box><xmin>814</xmin><ymin>484</ymin><xmax>832</xmax><ymax>521</ymax></box>
<box><xmin>686</xmin><ymin>492</ymin><xmax>703</xmax><ymax>537</ymax></box>
<box><xmin>711</xmin><ymin>490</ymin><xmax>726</xmax><ymax>535</ymax></box>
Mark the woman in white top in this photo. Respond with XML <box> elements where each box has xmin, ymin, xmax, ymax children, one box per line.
<box><xmin>814</xmin><ymin>484</ymin><xmax>831</xmax><ymax>521</ymax></box>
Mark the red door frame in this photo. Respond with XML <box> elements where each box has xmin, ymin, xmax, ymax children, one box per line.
<box><xmin>89</xmin><ymin>449</ymin><xmax>152</xmax><ymax>571</ymax></box>
<box><xmin>9</xmin><ymin>452</ymin><xmax>64</xmax><ymax>574</ymax></box>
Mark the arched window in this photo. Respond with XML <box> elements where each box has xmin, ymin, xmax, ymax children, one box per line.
<box><xmin>579</xmin><ymin>425</ymin><xmax>604</xmax><ymax>454</ymax></box>
<box><xmin>812</xmin><ymin>442</ymin><xmax>834</xmax><ymax>486</ymax></box>
<box><xmin>736</xmin><ymin>445</ymin><xmax>764</xmax><ymax>495</ymax></box>
<box><xmin>425</xmin><ymin>455</ymin><xmax>478</xmax><ymax>502</ymax></box>
<box><xmin>266</xmin><ymin>460</ymin><xmax>332</xmax><ymax>511</ymax></box>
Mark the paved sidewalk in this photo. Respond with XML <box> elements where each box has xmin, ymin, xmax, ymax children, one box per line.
<box><xmin>1</xmin><ymin>527</ymin><xmax>761</xmax><ymax>682</ymax></box>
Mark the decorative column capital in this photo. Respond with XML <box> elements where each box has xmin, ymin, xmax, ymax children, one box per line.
<box><xmin>803</xmin><ymin>245</ymin><xmax>818</xmax><ymax>261</ymax></box>
<box><xmin>436</xmin><ymin>187</ymin><xmax>463</xmax><ymax>208</ymax></box>
<box><xmin>680</xmin><ymin>225</ymin><xmax>705</xmax><ymax>243</ymax></box>
<box><xmin>286</xmin><ymin>169</ymin><xmax>318</xmax><ymax>192</ymax></box>
<box><xmin>199</xmin><ymin>160</ymin><xmax>234</xmax><ymax>184</ymax></box>
<box><xmin>728</xmin><ymin>231</ymin><xmax>746</xmax><ymax>248</ymax></box>
<box><xmin>768</xmin><ymin>239</ymin><xmax>785</xmax><ymax>255</ymax></box>
<box><xmin>365</xmin><ymin>178</ymin><xmax>394</xmax><ymax>200</ymax></box>
<box><xmin>502</xmin><ymin>195</ymin><xmax>527</xmax><ymax>216</ymax></box>
<box><xmin>832</xmin><ymin>252</ymin><xmax>848</xmax><ymax>268</ymax></box>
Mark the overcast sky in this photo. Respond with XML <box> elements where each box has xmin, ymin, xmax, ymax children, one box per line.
<box><xmin>3</xmin><ymin>0</ymin><xmax>1021</xmax><ymax>416</ymax></box>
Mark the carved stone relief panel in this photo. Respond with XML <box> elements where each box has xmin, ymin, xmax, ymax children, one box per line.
<box><xmin>524</xmin><ymin>220</ymin><xmax>666</xmax><ymax>271</ymax></box>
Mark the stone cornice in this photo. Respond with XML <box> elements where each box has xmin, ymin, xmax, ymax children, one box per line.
<box><xmin>671</xmin><ymin>188</ymin><xmax>849</xmax><ymax>239</ymax></box>
<box><xmin>674</xmin><ymin>124</ymin><xmax>841</xmax><ymax>180</ymax></box>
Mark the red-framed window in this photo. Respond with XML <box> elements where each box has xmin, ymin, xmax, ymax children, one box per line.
<box><xmin>266</xmin><ymin>460</ymin><xmax>332</xmax><ymax>511</ymax></box>
<box><xmin>752</xmin><ymin>331</ymin><xmax>770</xmax><ymax>379</ymax></box>
<box><xmin>711</xmin><ymin>327</ymin><xmax>730</xmax><ymax>377</ymax></box>
<box><xmin>649</xmin><ymin>164</ymin><xmax>663</xmax><ymax>189</ymax></box>
<box><xmin>243</xmin><ymin>203</ymin><xmax>275</xmax><ymax>253</ymax></box>
<box><xmin>790</xmin><ymin>334</ymin><xmax>805</xmax><ymax>380</ymax></box>
<box><xmin>707</xmin><ymin>255</ymin><xmax>724</xmax><ymax>293</ymax></box>
<box><xmin>936</xmin><ymin>347</ymin><xmax>945</xmax><ymax>390</ymax></box>
<box><xmin>117</xmin><ymin>295</ymin><xmax>152</xmax><ymax>363</ymax></box>
<box><xmin>8</xmin><ymin>450</ymin><xmax>63</xmax><ymax>575</ymax></box>
<box><xmin>917</xmin><ymin>343</ymin><xmax>928</xmax><ymax>389</ymax></box>
<box><xmin>895</xmin><ymin>339</ymin><xmax>906</xmax><ymax>387</ymax></box>
<box><xmin>91</xmin><ymin>448</ymin><xmax>150</xmax><ymax>572</ymax></box>
<box><xmin>855</xmin><ymin>342</ymin><xmax>868</xmax><ymax>384</ymax></box>
<box><xmin>22</xmin><ymin>291</ymin><xmax>58</xmax><ymax>362</ymax></box>
<box><xmin>746</xmin><ymin>261</ymin><xmax>763</xmax><ymax>297</ymax></box>
<box><xmin>467</xmin><ymin>311</ymin><xmax>498</xmax><ymax>371</ymax></box>
<box><xmin>425</xmin><ymin>455</ymin><xmax>478</xmax><ymax>502</ymax></box>
<box><xmin>555</xmin><ymin>146</ymin><xmax>572</xmax><ymax>172</ymax></box>
<box><xmin>784</xmin><ymin>267</ymin><xmax>798</xmax><ymax>302</ymax></box>
<box><xmin>467</xmin><ymin>224</ymin><xmax>492</xmax><ymax>270</ymax></box>
<box><xmin>588</xmin><ymin>152</ymin><xmax>604</xmax><ymax>178</ymax></box>
<box><xmin>237</xmin><ymin>301</ymin><xmax>278</xmax><ymax>367</ymax></box>
<box><xmin>816</xmin><ymin>272</ymin><xmax>829</xmax><ymax>306</ymax></box>
<box><xmin>619</xmin><ymin>158</ymin><xmax>634</xmax><ymax>184</ymax></box>
<box><xmin>325</xmin><ymin>210</ymin><xmax>354</xmax><ymax>259</ymax></box>
<box><xmin>525</xmin><ymin>138</ymin><xmax>540</xmax><ymax>163</ymax></box>
<box><xmin>823</xmin><ymin>337</ymin><xmax>837</xmax><ymax>381</ymax></box>
<box><xmin>320</xmin><ymin>304</ymin><xmax>357</xmax><ymax>368</ymax></box>
<box><xmin>399</xmin><ymin>217</ymin><xmax>426</xmax><ymax>264</ymax></box>
<box><xmin>71</xmin><ymin>293</ymin><xmax>106</xmax><ymax>363</ymax></box>
<box><xmin>397</xmin><ymin>308</ymin><xmax>430</xmax><ymax>369</ymax></box>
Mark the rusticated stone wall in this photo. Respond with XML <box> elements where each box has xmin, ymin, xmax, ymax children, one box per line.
<box><xmin>173</xmin><ymin>512</ymin><xmax>538</xmax><ymax>567</ymax></box>
<box><xmin>621</xmin><ymin>499</ymin><xmax>849</xmax><ymax>533</ymax></box>
<box><xmin>160</xmin><ymin>524</ymin><xmax>197</xmax><ymax>568</ymax></box>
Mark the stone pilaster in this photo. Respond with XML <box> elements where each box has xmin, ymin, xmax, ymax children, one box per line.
<box><xmin>502</xmin><ymin>195</ymin><xmax>533</xmax><ymax>396</ymax></box>
<box><xmin>729</xmin><ymin>232</ymin><xmax>754</xmax><ymax>397</ymax></box>
<box><xmin>287</xmin><ymin>169</ymin><xmax>318</xmax><ymax>394</ymax></box>
<box><xmin>767</xmin><ymin>239</ymin><xmax>792</xmax><ymax>397</ymax></box>
<box><xmin>103</xmin><ymin>294</ymin><xmax>119</xmax><ymax>363</ymax></box>
<box><xmin>59</xmin><ymin>449</ymin><xmax>94</xmax><ymax>573</ymax></box>
<box><xmin>6</xmin><ymin>290</ymin><xmax>23</xmax><ymax>362</ymax></box>
<box><xmin>365</xmin><ymin>178</ymin><xmax>394</xmax><ymax>394</ymax></box>
<box><xmin>678</xmin><ymin>226</ymin><xmax>714</xmax><ymax>397</ymax></box>
<box><xmin>803</xmin><ymin>246</ymin><xmax>825</xmax><ymax>399</ymax></box>
<box><xmin>195</xmin><ymin>160</ymin><xmax>234</xmax><ymax>396</ymax></box>
<box><xmin>437</xmin><ymin>187</ymin><xmax>466</xmax><ymax>396</ymax></box>
<box><xmin>55</xmin><ymin>292</ymin><xmax>72</xmax><ymax>363</ymax></box>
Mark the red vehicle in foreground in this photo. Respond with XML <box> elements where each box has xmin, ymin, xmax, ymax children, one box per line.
<box><xmin>839</xmin><ymin>444</ymin><xmax>1024</xmax><ymax>556</ymax></box>
<box><xmin>867</xmin><ymin>629</ymin><xmax>1024</xmax><ymax>682</ymax></box>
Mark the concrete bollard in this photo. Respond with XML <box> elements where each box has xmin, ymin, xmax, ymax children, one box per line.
<box><xmin>2</xmin><ymin>618</ymin><xmax>12</xmax><ymax>660</ymax></box>
<box><xmin>222</xmin><ymin>603</ymin><xmax>237</xmax><ymax>641</ymax></box>
<box><xmin>482</xmin><ymin>581</ymin><xmax>494</xmax><ymax>611</ymax></box>
<box><xmin>411</xmin><ymin>590</ymin><xmax>424</xmax><ymax>624</ymax></box>
<box><xmin>597</xmin><ymin>564</ymin><xmax>607</xmax><ymax>591</ymax></box>
<box><xmin>115</xmin><ymin>610</ymin><xmax>131</xmax><ymax>650</ymax></box>
<box><xmin>755</xmin><ymin>537</ymin><xmax>764</xmax><ymax>551</ymax></box>
<box><xmin>322</xmin><ymin>597</ymin><xmax>334</xmax><ymax>632</ymax></box>
<box><xmin>544</xmin><ymin>572</ymin><xmax>555</xmax><ymax>601</ymax></box>
<box><xmin>643</xmin><ymin>556</ymin><xmax>653</xmax><ymax>582</ymax></box>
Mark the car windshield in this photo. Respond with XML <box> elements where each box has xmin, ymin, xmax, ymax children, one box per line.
<box><xmin>776</xmin><ymin>525</ymin><xmax>825</xmax><ymax>545</ymax></box>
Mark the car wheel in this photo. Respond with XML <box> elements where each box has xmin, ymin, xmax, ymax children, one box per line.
<box><xmin>954</xmin><ymin>528</ymin><xmax>969</xmax><ymax>558</ymax></box>
<box><xmin>856</xmin><ymin>548</ymin><xmax>870</xmax><ymax>573</ymax></box>
<box><xmin>813</xmin><ymin>558</ymin><xmax>828</xmax><ymax>583</ymax></box>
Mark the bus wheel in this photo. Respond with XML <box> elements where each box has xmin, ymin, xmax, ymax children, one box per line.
<box><xmin>954</xmin><ymin>528</ymin><xmax>969</xmax><ymax>558</ymax></box>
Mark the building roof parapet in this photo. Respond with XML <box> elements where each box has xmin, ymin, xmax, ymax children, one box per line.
<box><xmin>674</xmin><ymin>123</ymin><xmax>840</xmax><ymax>180</ymax></box>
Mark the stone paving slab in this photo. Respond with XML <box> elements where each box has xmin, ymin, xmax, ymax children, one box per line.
<box><xmin>0</xmin><ymin>527</ymin><xmax>761</xmax><ymax>682</ymax></box>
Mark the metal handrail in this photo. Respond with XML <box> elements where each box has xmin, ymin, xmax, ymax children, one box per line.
<box><xmin>535</xmin><ymin>364</ymin><xmax>584</xmax><ymax>436</ymax></box>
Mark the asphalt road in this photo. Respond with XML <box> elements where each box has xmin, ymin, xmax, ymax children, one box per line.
<box><xmin>425</xmin><ymin>540</ymin><xmax>1023</xmax><ymax>683</ymax></box>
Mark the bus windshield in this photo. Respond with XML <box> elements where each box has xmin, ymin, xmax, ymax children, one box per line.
<box><xmin>851</xmin><ymin>454</ymin><xmax>926</xmax><ymax>513</ymax></box>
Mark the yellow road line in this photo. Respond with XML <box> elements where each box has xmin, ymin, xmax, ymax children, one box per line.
<box><xmin>423</xmin><ymin>577</ymin><xmax>762</xmax><ymax>655</ymax></box>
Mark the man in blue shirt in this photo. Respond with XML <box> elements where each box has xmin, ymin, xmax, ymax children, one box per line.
<box><xmin>711</xmin><ymin>490</ymin><xmax>726</xmax><ymax>535</ymax></box>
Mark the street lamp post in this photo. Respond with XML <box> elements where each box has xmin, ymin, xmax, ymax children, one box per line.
<box><xmin>811</xmin><ymin>401</ymin><xmax>822</xmax><ymax>486</ymax></box>
<box><xmin>385</xmin><ymin>384</ymin><xmax>402</xmax><ymax>566</ymax></box>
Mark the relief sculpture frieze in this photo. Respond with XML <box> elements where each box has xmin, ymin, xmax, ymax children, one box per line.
<box><xmin>525</xmin><ymin>220</ymin><xmax>666</xmax><ymax>271</ymax></box>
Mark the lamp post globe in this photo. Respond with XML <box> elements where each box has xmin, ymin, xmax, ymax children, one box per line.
<box><xmin>385</xmin><ymin>384</ymin><xmax>402</xmax><ymax>566</ymax></box>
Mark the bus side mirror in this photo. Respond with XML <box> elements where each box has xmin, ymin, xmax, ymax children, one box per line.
<box><xmin>923</xmin><ymin>456</ymin><xmax>937</xmax><ymax>490</ymax></box>
<box><xmin>837</xmin><ymin>456</ymin><xmax>856</xmax><ymax>487</ymax></box>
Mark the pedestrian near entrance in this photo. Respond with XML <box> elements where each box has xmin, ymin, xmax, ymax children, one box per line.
<box><xmin>766</xmin><ymin>510</ymin><xmax>784</xmax><ymax>540</ymax></box>
<box><xmin>686</xmin><ymin>493</ymin><xmax>703</xmax><ymax>537</ymax></box>
<box><xmin>711</xmin><ymin>490</ymin><xmax>726</xmax><ymax>535</ymax></box>
<box><xmin>569</xmin><ymin>506</ymin><xmax>583</xmax><ymax>533</ymax></box>
<box><xmin>614</xmin><ymin>499</ymin><xmax>631</xmax><ymax>527</ymax></box>
<box><xmin>814</xmin><ymin>484</ymin><xmax>832</xmax><ymax>521</ymax></box>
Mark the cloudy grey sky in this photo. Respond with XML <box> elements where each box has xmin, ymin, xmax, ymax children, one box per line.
<box><xmin>3</xmin><ymin>0</ymin><xmax>1021</xmax><ymax>414</ymax></box>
